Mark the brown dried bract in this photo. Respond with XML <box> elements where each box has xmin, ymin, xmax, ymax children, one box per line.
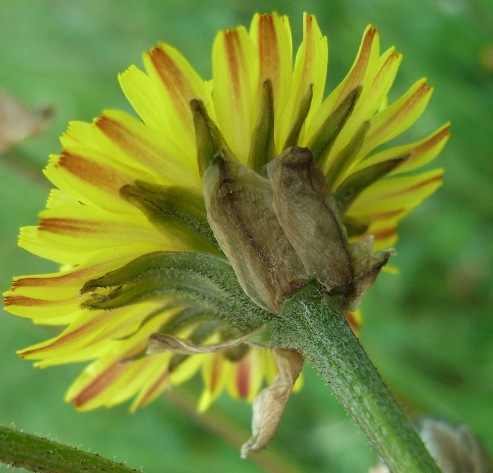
<box><xmin>241</xmin><ymin>348</ymin><xmax>305</xmax><ymax>458</ymax></box>
<box><xmin>269</xmin><ymin>147</ymin><xmax>394</xmax><ymax>310</ymax></box>
<box><xmin>203</xmin><ymin>154</ymin><xmax>308</xmax><ymax>313</ymax></box>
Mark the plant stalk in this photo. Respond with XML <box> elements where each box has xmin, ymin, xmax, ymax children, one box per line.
<box><xmin>276</xmin><ymin>283</ymin><xmax>441</xmax><ymax>473</ymax></box>
<box><xmin>0</xmin><ymin>425</ymin><xmax>140</xmax><ymax>473</ymax></box>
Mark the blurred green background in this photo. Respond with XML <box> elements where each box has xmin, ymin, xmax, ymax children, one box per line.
<box><xmin>1</xmin><ymin>0</ymin><xmax>492</xmax><ymax>472</ymax></box>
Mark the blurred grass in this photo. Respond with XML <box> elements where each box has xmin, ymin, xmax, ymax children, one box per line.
<box><xmin>1</xmin><ymin>0</ymin><xmax>492</xmax><ymax>472</ymax></box>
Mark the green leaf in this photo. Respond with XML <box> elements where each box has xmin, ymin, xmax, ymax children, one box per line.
<box><xmin>191</xmin><ymin>99</ymin><xmax>234</xmax><ymax>176</ymax></box>
<box><xmin>248</xmin><ymin>79</ymin><xmax>275</xmax><ymax>174</ymax></box>
<box><xmin>0</xmin><ymin>425</ymin><xmax>140</xmax><ymax>473</ymax></box>
<box><xmin>282</xmin><ymin>84</ymin><xmax>313</xmax><ymax>150</ymax></box>
<box><xmin>334</xmin><ymin>156</ymin><xmax>407</xmax><ymax>213</ymax></box>
<box><xmin>308</xmin><ymin>87</ymin><xmax>361</xmax><ymax>166</ymax></box>
<box><xmin>120</xmin><ymin>180</ymin><xmax>220</xmax><ymax>253</ymax></box>
<box><xmin>325</xmin><ymin>120</ymin><xmax>370</xmax><ymax>189</ymax></box>
<box><xmin>81</xmin><ymin>251</ymin><xmax>271</xmax><ymax>333</ymax></box>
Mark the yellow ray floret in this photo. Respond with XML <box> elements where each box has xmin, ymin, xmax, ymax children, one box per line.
<box><xmin>4</xmin><ymin>13</ymin><xmax>448</xmax><ymax>411</ymax></box>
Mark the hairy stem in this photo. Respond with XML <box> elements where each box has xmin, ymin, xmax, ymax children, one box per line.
<box><xmin>0</xmin><ymin>425</ymin><xmax>140</xmax><ymax>473</ymax></box>
<box><xmin>277</xmin><ymin>283</ymin><xmax>441</xmax><ymax>473</ymax></box>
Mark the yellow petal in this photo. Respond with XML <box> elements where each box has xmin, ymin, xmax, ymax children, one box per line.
<box><xmin>19</xmin><ymin>309</ymin><xmax>122</xmax><ymax>364</ymax></box>
<box><xmin>55</xmin><ymin>112</ymin><xmax>200</xmax><ymax>209</ymax></box>
<box><xmin>19</xmin><ymin>207</ymin><xmax>166</xmax><ymax>265</ymax></box>
<box><xmin>44</xmin><ymin>151</ymin><xmax>143</xmax><ymax>215</ymax></box>
<box><xmin>101</xmin><ymin>357</ymin><xmax>164</xmax><ymax>407</ymax></box>
<box><xmin>350</xmin><ymin>168</ymin><xmax>443</xmax><ymax>213</ymax></box>
<box><xmin>212</xmin><ymin>25</ymin><xmax>258</xmax><ymax>162</ymax></box>
<box><xmin>348</xmin><ymin>169</ymin><xmax>443</xmax><ymax>248</ymax></box>
<box><xmin>118</xmin><ymin>65</ymin><xmax>166</xmax><ymax>134</ymax></box>
<box><xmin>327</xmin><ymin>48</ymin><xmax>403</xmax><ymax>183</ymax></box>
<box><xmin>278</xmin><ymin>14</ymin><xmax>328</xmax><ymax>148</ymax></box>
<box><xmin>357</xmin><ymin>123</ymin><xmax>450</xmax><ymax>175</ymax></box>
<box><xmin>227</xmin><ymin>350</ymin><xmax>264</xmax><ymax>402</ymax></box>
<box><xmin>355</xmin><ymin>47</ymin><xmax>402</xmax><ymax>123</ymax></box>
<box><xmin>94</xmin><ymin>110</ymin><xmax>201</xmax><ymax>188</ymax></box>
<box><xmin>5</xmin><ymin>246</ymin><xmax>164</xmax><ymax>306</ymax></box>
<box><xmin>130</xmin><ymin>363</ymin><xmax>171</xmax><ymax>410</ymax></box>
<box><xmin>305</xmin><ymin>26</ymin><xmax>380</xmax><ymax>150</ymax></box>
<box><xmin>45</xmin><ymin>188</ymin><xmax>80</xmax><ymax>209</ymax></box>
<box><xmin>64</xmin><ymin>311</ymin><xmax>178</xmax><ymax>410</ymax></box>
<box><xmin>19</xmin><ymin>303</ymin><xmax>171</xmax><ymax>365</ymax></box>
<box><xmin>198</xmin><ymin>352</ymin><xmax>231</xmax><ymax>411</ymax></box>
<box><xmin>120</xmin><ymin>43</ymin><xmax>211</xmax><ymax>161</ymax></box>
<box><xmin>168</xmin><ymin>352</ymin><xmax>205</xmax><ymax>385</ymax></box>
<box><xmin>60</xmin><ymin>119</ymin><xmax>97</xmax><ymax>149</ymax></box>
<box><xmin>250</xmin><ymin>13</ymin><xmax>293</xmax><ymax>130</ymax></box>
<box><xmin>4</xmin><ymin>293</ymin><xmax>81</xmax><ymax>320</ymax></box>
<box><xmin>360</xmin><ymin>79</ymin><xmax>434</xmax><ymax>156</ymax></box>
<box><xmin>68</xmin><ymin>356</ymin><xmax>169</xmax><ymax>410</ymax></box>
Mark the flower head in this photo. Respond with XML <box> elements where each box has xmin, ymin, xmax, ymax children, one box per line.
<box><xmin>5</xmin><ymin>12</ymin><xmax>448</xmax><ymax>422</ymax></box>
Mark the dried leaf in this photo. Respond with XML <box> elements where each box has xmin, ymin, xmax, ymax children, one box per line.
<box><xmin>0</xmin><ymin>89</ymin><xmax>53</xmax><ymax>153</ymax></box>
<box><xmin>241</xmin><ymin>348</ymin><xmax>304</xmax><ymax>458</ymax></box>
<box><xmin>371</xmin><ymin>418</ymin><xmax>493</xmax><ymax>473</ymax></box>
<box><xmin>347</xmin><ymin>235</ymin><xmax>395</xmax><ymax>310</ymax></box>
<box><xmin>147</xmin><ymin>329</ymin><xmax>259</xmax><ymax>356</ymax></box>
<box><xmin>417</xmin><ymin>418</ymin><xmax>492</xmax><ymax>473</ymax></box>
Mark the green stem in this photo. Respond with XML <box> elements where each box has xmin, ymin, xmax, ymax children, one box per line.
<box><xmin>276</xmin><ymin>283</ymin><xmax>441</xmax><ymax>473</ymax></box>
<box><xmin>0</xmin><ymin>425</ymin><xmax>140</xmax><ymax>473</ymax></box>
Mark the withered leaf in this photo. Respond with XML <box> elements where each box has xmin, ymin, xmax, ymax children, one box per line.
<box><xmin>370</xmin><ymin>418</ymin><xmax>492</xmax><ymax>473</ymax></box>
<box><xmin>0</xmin><ymin>89</ymin><xmax>53</xmax><ymax>153</ymax></box>
<box><xmin>147</xmin><ymin>329</ymin><xmax>259</xmax><ymax>356</ymax></box>
<box><xmin>241</xmin><ymin>348</ymin><xmax>304</xmax><ymax>458</ymax></box>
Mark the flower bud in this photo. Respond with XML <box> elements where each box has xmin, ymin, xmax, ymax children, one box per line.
<box><xmin>203</xmin><ymin>146</ymin><xmax>394</xmax><ymax>314</ymax></box>
<box><xmin>268</xmin><ymin>147</ymin><xmax>394</xmax><ymax>310</ymax></box>
<box><xmin>202</xmin><ymin>154</ymin><xmax>308</xmax><ymax>313</ymax></box>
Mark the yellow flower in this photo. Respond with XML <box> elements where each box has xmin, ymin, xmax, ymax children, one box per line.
<box><xmin>4</xmin><ymin>13</ymin><xmax>448</xmax><ymax>413</ymax></box>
